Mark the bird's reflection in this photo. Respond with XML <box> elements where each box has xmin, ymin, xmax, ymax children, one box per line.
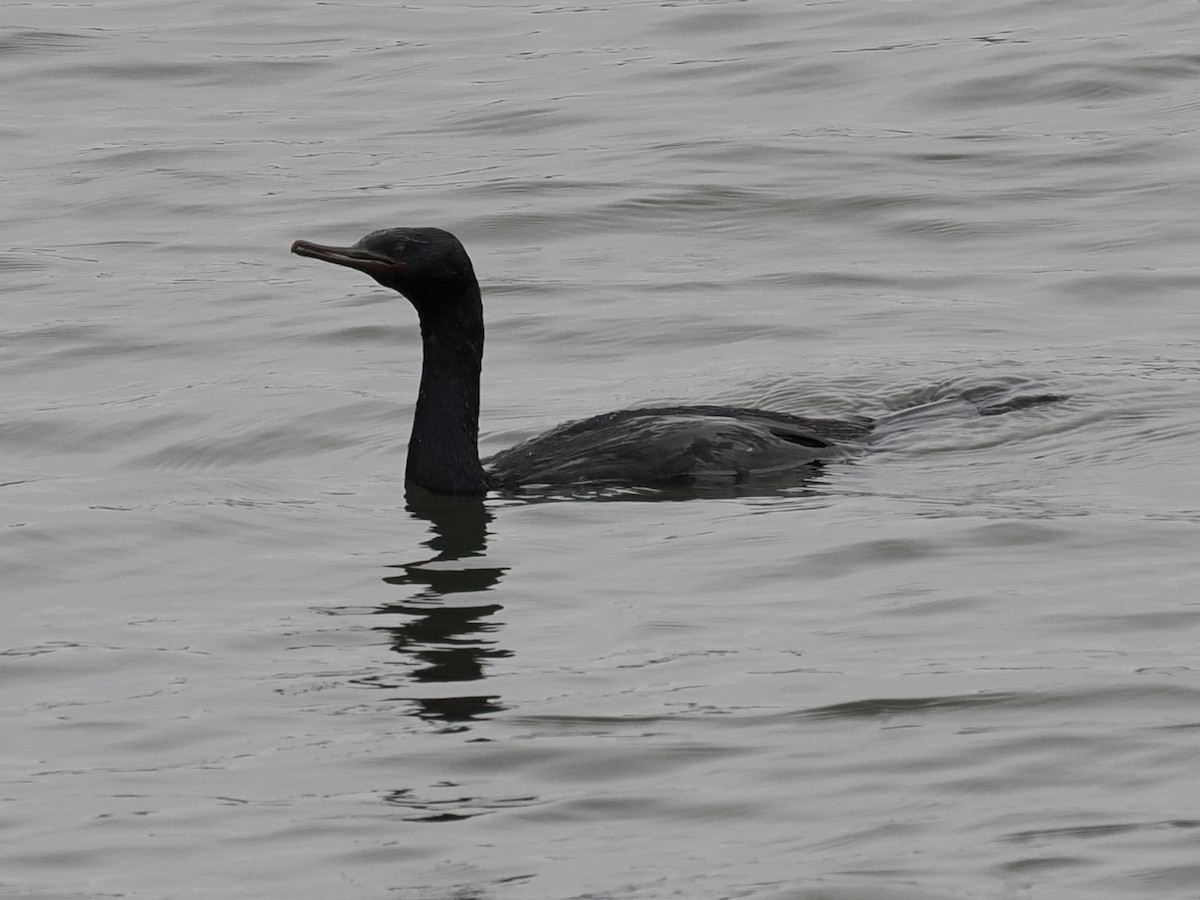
<box><xmin>372</xmin><ymin>481</ymin><xmax>830</xmax><ymax>728</ymax></box>
<box><xmin>375</xmin><ymin>486</ymin><xmax>510</xmax><ymax>727</ymax></box>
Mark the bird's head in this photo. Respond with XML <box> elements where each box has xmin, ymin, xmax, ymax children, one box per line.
<box><xmin>292</xmin><ymin>227</ymin><xmax>478</xmax><ymax>313</ymax></box>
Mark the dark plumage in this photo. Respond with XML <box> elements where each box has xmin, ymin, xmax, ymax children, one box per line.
<box><xmin>291</xmin><ymin>227</ymin><xmax>1055</xmax><ymax>495</ymax></box>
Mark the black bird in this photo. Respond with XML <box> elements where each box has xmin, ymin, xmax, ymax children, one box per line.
<box><xmin>291</xmin><ymin>227</ymin><xmax>1052</xmax><ymax>495</ymax></box>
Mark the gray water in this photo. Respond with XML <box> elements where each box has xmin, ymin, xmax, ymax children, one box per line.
<box><xmin>4</xmin><ymin>0</ymin><xmax>1200</xmax><ymax>897</ymax></box>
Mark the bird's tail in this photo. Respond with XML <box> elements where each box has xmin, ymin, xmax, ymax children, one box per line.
<box><xmin>873</xmin><ymin>375</ymin><xmax>1066</xmax><ymax>438</ymax></box>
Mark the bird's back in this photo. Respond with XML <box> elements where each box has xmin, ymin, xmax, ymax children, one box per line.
<box><xmin>484</xmin><ymin>406</ymin><xmax>874</xmax><ymax>489</ymax></box>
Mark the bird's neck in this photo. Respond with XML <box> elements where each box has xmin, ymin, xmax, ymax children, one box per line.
<box><xmin>406</xmin><ymin>307</ymin><xmax>490</xmax><ymax>495</ymax></box>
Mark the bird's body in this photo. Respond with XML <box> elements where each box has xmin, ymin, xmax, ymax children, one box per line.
<box><xmin>291</xmin><ymin>227</ymin><xmax>1057</xmax><ymax>495</ymax></box>
<box><xmin>485</xmin><ymin>406</ymin><xmax>872</xmax><ymax>489</ymax></box>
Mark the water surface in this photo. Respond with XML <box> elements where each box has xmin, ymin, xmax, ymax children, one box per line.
<box><xmin>3</xmin><ymin>1</ymin><xmax>1200</xmax><ymax>898</ymax></box>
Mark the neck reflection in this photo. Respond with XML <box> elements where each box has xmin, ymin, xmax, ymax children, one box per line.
<box><xmin>375</xmin><ymin>486</ymin><xmax>510</xmax><ymax>727</ymax></box>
